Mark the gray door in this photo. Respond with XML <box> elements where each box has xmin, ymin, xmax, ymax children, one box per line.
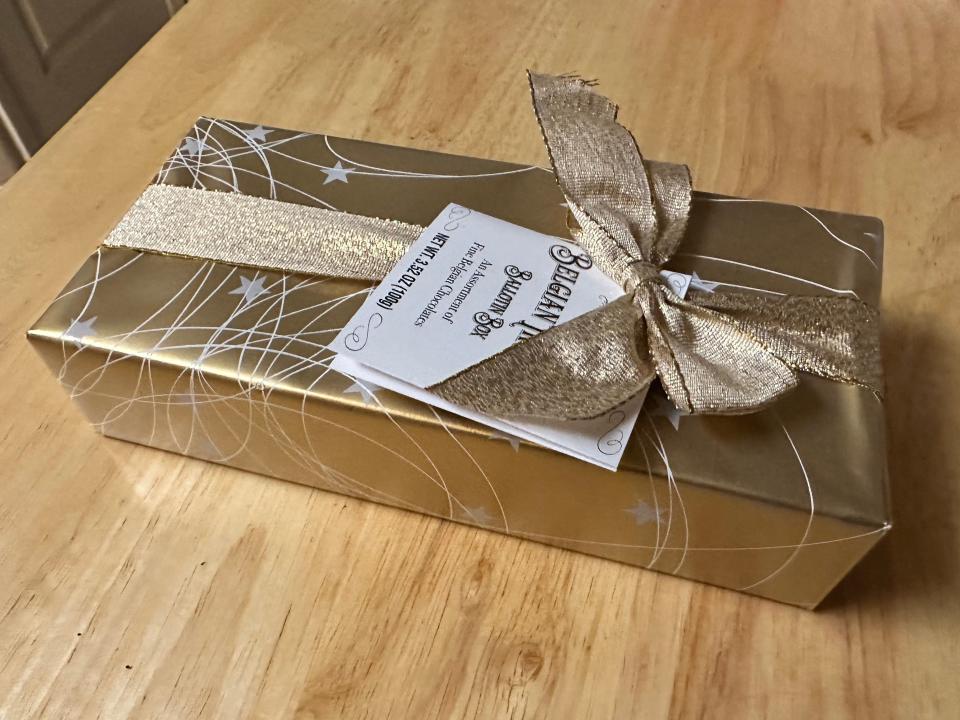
<box><xmin>0</xmin><ymin>0</ymin><xmax>179</xmax><ymax>154</ymax></box>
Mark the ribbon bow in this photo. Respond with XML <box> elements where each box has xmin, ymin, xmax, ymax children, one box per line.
<box><xmin>428</xmin><ymin>73</ymin><xmax>882</xmax><ymax>419</ymax></box>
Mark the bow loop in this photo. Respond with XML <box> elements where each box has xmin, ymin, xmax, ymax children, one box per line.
<box><xmin>637</xmin><ymin>285</ymin><xmax>800</xmax><ymax>414</ymax></box>
<box><xmin>529</xmin><ymin>73</ymin><xmax>692</xmax><ymax>289</ymax></box>
<box><xmin>645</xmin><ymin>160</ymin><xmax>693</xmax><ymax>265</ymax></box>
<box><xmin>431</xmin><ymin>295</ymin><xmax>655</xmax><ymax>420</ymax></box>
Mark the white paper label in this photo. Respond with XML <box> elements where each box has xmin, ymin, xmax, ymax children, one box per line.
<box><xmin>331</xmin><ymin>204</ymin><xmax>689</xmax><ymax>470</ymax></box>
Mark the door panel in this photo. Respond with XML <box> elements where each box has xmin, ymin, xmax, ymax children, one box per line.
<box><xmin>0</xmin><ymin>0</ymin><xmax>175</xmax><ymax>152</ymax></box>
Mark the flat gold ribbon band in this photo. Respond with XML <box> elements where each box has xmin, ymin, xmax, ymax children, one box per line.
<box><xmin>105</xmin><ymin>72</ymin><xmax>883</xmax><ymax>421</ymax></box>
<box><xmin>106</xmin><ymin>184</ymin><xmax>420</xmax><ymax>281</ymax></box>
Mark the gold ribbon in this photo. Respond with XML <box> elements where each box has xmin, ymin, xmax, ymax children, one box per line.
<box><xmin>105</xmin><ymin>72</ymin><xmax>883</xmax><ymax>421</ymax></box>
<box><xmin>430</xmin><ymin>73</ymin><xmax>883</xmax><ymax>418</ymax></box>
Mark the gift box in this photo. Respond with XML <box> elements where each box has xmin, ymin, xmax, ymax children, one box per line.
<box><xmin>27</xmin><ymin>107</ymin><xmax>889</xmax><ymax>608</ymax></box>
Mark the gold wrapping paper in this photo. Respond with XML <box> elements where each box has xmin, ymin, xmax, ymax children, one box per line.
<box><xmin>28</xmin><ymin>117</ymin><xmax>890</xmax><ymax>607</ymax></box>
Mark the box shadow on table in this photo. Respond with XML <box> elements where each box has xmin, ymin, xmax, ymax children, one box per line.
<box><xmin>823</xmin><ymin>310</ymin><xmax>957</xmax><ymax>612</ymax></box>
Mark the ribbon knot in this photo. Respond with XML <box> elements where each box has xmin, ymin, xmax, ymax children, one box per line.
<box><xmin>623</xmin><ymin>260</ymin><xmax>662</xmax><ymax>294</ymax></box>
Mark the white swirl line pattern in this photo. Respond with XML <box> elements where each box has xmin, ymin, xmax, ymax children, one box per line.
<box><xmin>643</xmin><ymin>414</ymin><xmax>690</xmax><ymax>574</ymax></box>
<box><xmin>738</xmin><ymin>419</ymin><xmax>816</xmax><ymax>591</ymax></box>
<box><xmin>674</xmin><ymin>252</ymin><xmax>863</xmax><ymax>299</ymax></box>
<box><xmin>693</xmin><ymin>196</ymin><xmax>880</xmax><ymax>270</ymax></box>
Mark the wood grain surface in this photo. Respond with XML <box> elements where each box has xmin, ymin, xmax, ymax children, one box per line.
<box><xmin>1</xmin><ymin>0</ymin><xmax>958</xmax><ymax>717</ymax></box>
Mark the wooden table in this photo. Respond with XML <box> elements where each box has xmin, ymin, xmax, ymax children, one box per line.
<box><xmin>1</xmin><ymin>1</ymin><xmax>957</xmax><ymax>717</ymax></box>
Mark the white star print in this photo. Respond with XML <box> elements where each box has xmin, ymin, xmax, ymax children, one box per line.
<box><xmin>623</xmin><ymin>499</ymin><xmax>665</xmax><ymax>526</ymax></box>
<box><xmin>243</xmin><ymin>125</ymin><xmax>272</xmax><ymax>142</ymax></box>
<box><xmin>180</xmin><ymin>137</ymin><xmax>204</xmax><ymax>156</ymax></box>
<box><xmin>463</xmin><ymin>506</ymin><xmax>496</xmax><ymax>526</ymax></box>
<box><xmin>64</xmin><ymin>316</ymin><xmax>97</xmax><ymax>348</ymax></box>
<box><xmin>689</xmin><ymin>271</ymin><xmax>719</xmax><ymax>293</ymax></box>
<box><xmin>229</xmin><ymin>275</ymin><xmax>269</xmax><ymax>305</ymax></box>
<box><xmin>488</xmin><ymin>430</ymin><xmax>521</xmax><ymax>451</ymax></box>
<box><xmin>649</xmin><ymin>392</ymin><xmax>687</xmax><ymax>430</ymax></box>
<box><xmin>344</xmin><ymin>380</ymin><xmax>383</xmax><ymax>406</ymax></box>
<box><xmin>321</xmin><ymin>160</ymin><xmax>354</xmax><ymax>185</ymax></box>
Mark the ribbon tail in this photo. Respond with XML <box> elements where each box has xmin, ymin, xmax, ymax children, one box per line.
<box><xmin>428</xmin><ymin>295</ymin><xmax>655</xmax><ymax>420</ymax></box>
<box><xmin>686</xmin><ymin>290</ymin><xmax>884</xmax><ymax>396</ymax></box>
<box><xmin>640</xmin><ymin>284</ymin><xmax>800</xmax><ymax>414</ymax></box>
